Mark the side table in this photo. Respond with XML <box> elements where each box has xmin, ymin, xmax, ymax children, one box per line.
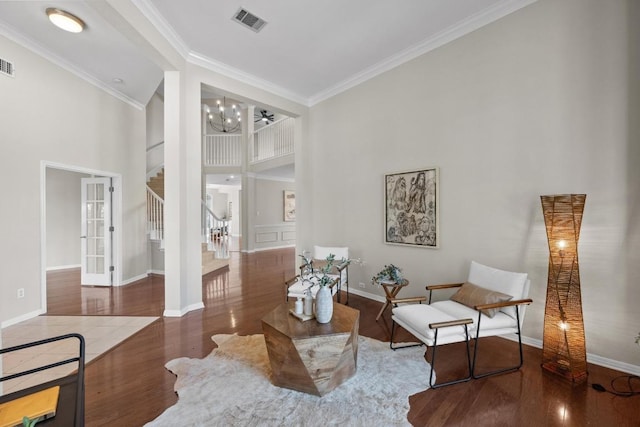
<box><xmin>374</xmin><ymin>279</ymin><xmax>409</xmax><ymax>321</ymax></box>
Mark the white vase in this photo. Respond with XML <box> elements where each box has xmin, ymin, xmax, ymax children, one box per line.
<box><xmin>315</xmin><ymin>286</ymin><xmax>333</xmax><ymax>323</ymax></box>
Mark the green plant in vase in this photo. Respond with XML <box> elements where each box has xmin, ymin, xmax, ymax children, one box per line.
<box><xmin>372</xmin><ymin>264</ymin><xmax>403</xmax><ymax>284</ymax></box>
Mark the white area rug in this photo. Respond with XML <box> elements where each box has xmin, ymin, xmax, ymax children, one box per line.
<box><xmin>146</xmin><ymin>334</ymin><xmax>432</xmax><ymax>427</ymax></box>
<box><xmin>1</xmin><ymin>315</ymin><xmax>158</xmax><ymax>395</ymax></box>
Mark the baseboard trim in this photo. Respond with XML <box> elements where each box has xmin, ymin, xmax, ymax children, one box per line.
<box><xmin>147</xmin><ymin>269</ymin><xmax>165</xmax><ymax>275</ymax></box>
<box><xmin>1</xmin><ymin>309</ymin><xmax>45</xmax><ymax>328</ymax></box>
<box><xmin>163</xmin><ymin>302</ymin><xmax>205</xmax><ymax>318</ymax></box>
<box><xmin>348</xmin><ymin>287</ymin><xmax>385</xmax><ymax>303</ymax></box>
<box><xmin>120</xmin><ymin>273</ymin><xmax>148</xmax><ymax>287</ymax></box>
<box><xmin>46</xmin><ymin>264</ymin><xmax>81</xmax><ymax>271</ymax></box>
<box><xmin>495</xmin><ymin>335</ymin><xmax>640</xmax><ymax>376</ymax></box>
<box><xmin>243</xmin><ymin>244</ymin><xmax>296</xmax><ymax>254</ymax></box>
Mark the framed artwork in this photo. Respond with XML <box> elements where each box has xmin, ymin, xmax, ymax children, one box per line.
<box><xmin>384</xmin><ymin>167</ymin><xmax>439</xmax><ymax>248</ymax></box>
<box><xmin>284</xmin><ymin>190</ymin><xmax>296</xmax><ymax>222</ymax></box>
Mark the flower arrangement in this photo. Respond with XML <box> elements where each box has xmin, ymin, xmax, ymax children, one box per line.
<box><xmin>299</xmin><ymin>253</ymin><xmax>351</xmax><ymax>288</ymax></box>
<box><xmin>372</xmin><ymin>264</ymin><xmax>403</xmax><ymax>284</ymax></box>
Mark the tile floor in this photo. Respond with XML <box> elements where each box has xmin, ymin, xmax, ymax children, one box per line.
<box><xmin>0</xmin><ymin>316</ymin><xmax>158</xmax><ymax>396</ymax></box>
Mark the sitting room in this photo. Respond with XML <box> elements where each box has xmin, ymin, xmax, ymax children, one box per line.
<box><xmin>1</xmin><ymin>0</ymin><xmax>639</xmax><ymax>425</ymax></box>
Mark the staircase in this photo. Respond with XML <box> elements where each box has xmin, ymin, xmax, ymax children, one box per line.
<box><xmin>146</xmin><ymin>169</ymin><xmax>230</xmax><ymax>275</ymax></box>
<box><xmin>202</xmin><ymin>242</ymin><xmax>229</xmax><ymax>275</ymax></box>
<box><xmin>147</xmin><ymin>169</ymin><xmax>164</xmax><ymax>198</ymax></box>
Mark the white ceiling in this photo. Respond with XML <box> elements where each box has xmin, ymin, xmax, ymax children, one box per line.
<box><xmin>0</xmin><ymin>0</ymin><xmax>537</xmax><ymax>108</ymax></box>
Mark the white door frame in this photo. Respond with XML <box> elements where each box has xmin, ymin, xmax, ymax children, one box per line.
<box><xmin>40</xmin><ymin>161</ymin><xmax>122</xmax><ymax>312</ymax></box>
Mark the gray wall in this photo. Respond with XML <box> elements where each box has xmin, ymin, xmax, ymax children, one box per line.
<box><xmin>302</xmin><ymin>0</ymin><xmax>639</xmax><ymax>367</ymax></box>
<box><xmin>146</xmin><ymin>91</ymin><xmax>164</xmax><ymax>175</ymax></box>
<box><xmin>0</xmin><ymin>34</ymin><xmax>147</xmax><ymax>325</ymax></box>
<box><xmin>46</xmin><ymin>168</ymin><xmax>90</xmax><ymax>269</ymax></box>
<box><xmin>253</xmin><ymin>177</ymin><xmax>296</xmax><ymax>251</ymax></box>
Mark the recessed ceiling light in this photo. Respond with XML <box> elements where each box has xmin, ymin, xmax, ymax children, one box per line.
<box><xmin>46</xmin><ymin>8</ymin><xmax>86</xmax><ymax>33</ymax></box>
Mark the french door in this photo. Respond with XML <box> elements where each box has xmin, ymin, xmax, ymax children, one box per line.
<box><xmin>80</xmin><ymin>177</ymin><xmax>112</xmax><ymax>285</ymax></box>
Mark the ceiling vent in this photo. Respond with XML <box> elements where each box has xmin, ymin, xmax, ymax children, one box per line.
<box><xmin>233</xmin><ymin>8</ymin><xmax>267</xmax><ymax>33</ymax></box>
<box><xmin>0</xmin><ymin>57</ymin><xmax>15</xmax><ymax>78</ymax></box>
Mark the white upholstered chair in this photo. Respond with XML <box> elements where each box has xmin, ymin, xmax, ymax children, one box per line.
<box><xmin>390</xmin><ymin>261</ymin><xmax>532</xmax><ymax>388</ymax></box>
<box><xmin>290</xmin><ymin>245</ymin><xmax>350</xmax><ymax>304</ymax></box>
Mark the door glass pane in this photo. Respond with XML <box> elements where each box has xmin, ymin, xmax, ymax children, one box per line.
<box><xmin>96</xmin><ymin>220</ymin><xmax>104</xmax><ymax>237</ymax></box>
<box><xmin>87</xmin><ymin>184</ymin><xmax>95</xmax><ymax>200</ymax></box>
<box><xmin>96</xmin><ymin>202</ymin><xmax>104</xmax><ymax>219</ymax></box>
<box><xmin>96</xmin><ymin>257</ymin><xmax>104</xmax><ymax>274</ymax></box>
<box><xmin>96</xmin><ymin>183</ymin><xmax>104</xmax><ymax>200</ymax></box>
<box><xmin>96</xmin><ymin>238</ymin><xmax>104</xmax><ymax>256</ymax></box>
<box><xmin>87</xmin><ymin>257</ymin><xmax>96</xmax><ymax>274</ymax></box>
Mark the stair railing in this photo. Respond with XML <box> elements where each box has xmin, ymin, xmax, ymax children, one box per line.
<box><xmin>146</xmin><ymin>186</ymin><xmax>164</xmax><ymax>242</ymax></box>
<box><xmin>146</xmin><ymin>186</ymin><xmax>231</xmax><ymax>247</ymax></box>
<box><xmin>202</xmin><ymin>201</ymin><xmax>231</xmax><ymax>244</ymax></box>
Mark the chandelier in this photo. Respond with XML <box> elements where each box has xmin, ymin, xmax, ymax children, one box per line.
<box><xmin>206</xmin><ymin>97</ymin><xmax>242</xmax><ymax>133</ymax></box>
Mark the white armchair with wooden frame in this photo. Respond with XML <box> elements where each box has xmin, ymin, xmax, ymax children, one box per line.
<box><xmin>290</xmin><ymin>246</ymin><xmax>350</xmax><ymax>304</ymax></box>
<box><xmin>389</xmin><ymin>261</ymin><xmax>532</xmax><ymax>388</ymax></box>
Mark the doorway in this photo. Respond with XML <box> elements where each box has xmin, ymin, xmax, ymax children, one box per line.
<box><xmin>40</xmin><ymin>162</ymin><xmax>122</xmax><ymax>312</ymax></box>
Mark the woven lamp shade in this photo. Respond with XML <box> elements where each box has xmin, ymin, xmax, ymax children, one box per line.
<box><xmin>540</xmin><ymin>194</ymin><xmax>588</xmax><ymax>383</ymax></box>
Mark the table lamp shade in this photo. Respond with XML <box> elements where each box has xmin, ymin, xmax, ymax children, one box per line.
<box><xmin>540</xmin><ymin>194</ymin><xmax>588</xmax><ymax>383</ymax></box>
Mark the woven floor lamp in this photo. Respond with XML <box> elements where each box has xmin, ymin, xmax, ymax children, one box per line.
<box><xmin>540</xmin><ymin>194</ymin><xmax>588</xmax><ymax>383</ymax></box>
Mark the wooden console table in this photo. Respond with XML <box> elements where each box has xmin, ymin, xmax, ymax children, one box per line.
<box><xmin>261</xmin><ymin>302</ymin><xmax>359</xmax><ymax>396</ymax></box>
<box><xmin>375</xmin><ymin>279</ymin><xmax>409</xmax><ymax>321</ymax></box>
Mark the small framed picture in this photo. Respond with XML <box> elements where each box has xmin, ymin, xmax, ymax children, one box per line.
<box><xmin>384</xmin><ymin>167</ymin><xmax>439</xmax><ymax>248</ymax></box>
<box><xmin>284</xmin><ymin>190</ymin><xmax>296</xmax><ymax>222</ymax></box>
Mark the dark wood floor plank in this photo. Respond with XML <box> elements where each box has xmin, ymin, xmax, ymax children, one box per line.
<box><xmin>42</xmin><ymin>248</ymin><xmax>639</xmax><ymax>426</ymax></box>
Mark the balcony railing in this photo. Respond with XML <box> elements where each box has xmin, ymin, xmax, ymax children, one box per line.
<box><xmin>251</xmin><ymin>117</ymin><xmax>294</xmax><ymax>164</ymax></box>
<box><xmin>203</xmin><ymin>117</ymin><xmax>294</xmax><ymax>168</ymax></box>
<box><xmin>203</xmin><ymin>134</ymin><xmax>243</xmax><ymax>167</ymax></box>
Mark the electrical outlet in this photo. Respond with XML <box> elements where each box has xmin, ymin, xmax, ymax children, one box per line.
<box><xmin>17</xmin><ymin>288</ymin><xmax>25</xmax><ymax>299</ymax></box>
<box><xmin>359</xmin><ymin>282</ymin><xmax>366</xmax><ymax>288</ymax></box>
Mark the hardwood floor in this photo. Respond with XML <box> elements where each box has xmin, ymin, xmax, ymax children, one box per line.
<box><xmin>44</xmin><ymin>248</ymin><xmax>639</xmax><ymax>426</ymax></box>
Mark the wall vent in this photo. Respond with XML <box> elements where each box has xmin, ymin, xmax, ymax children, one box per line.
<box><xmin>232</xmin><ymin>8</ymin><xmax>267</xmax><ymax>33</ymax></box>
<box><xmin>0</xmin><ymin>57</ymin><xmax>15</xmax><ymax>78</ymax></box>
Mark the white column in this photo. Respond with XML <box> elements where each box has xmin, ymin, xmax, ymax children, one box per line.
<box><xmin>240</xmin><ymin>106</ymin><xmax>255</xmax><ymax>252</ymax></box>
<box><xmin>163</xmin><ymin>70</ymin><xmax>204</xmax><ymax>316</ymax></box>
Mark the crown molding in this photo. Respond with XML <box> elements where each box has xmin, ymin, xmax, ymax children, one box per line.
<box><xmin>188</xmin><ymin>51</ymin><xmax>309</xmax><ymax>106</ymax></box>
<box><xmin>136</xmin><ymin>0</ymin><xmax>538</xmax><ymax>108</ymax></box>
<box><xmin>308</xmin><ymin>0</ymin><xmax>539</xmax><ymax>106</ymax></box>
<box><xmin>134</xmin><ymin>0</ymin><xmax>308</xmax><ymax>106</ymax></box>
<box><xmin>0</xmin><ymin>22</ymin><xmax>144</xmax><ymax>110</ymax></box>
<box><xmin>130</xmin><ymin>0</ymin><xmax>190</xmax><ymax>60</ymax></box>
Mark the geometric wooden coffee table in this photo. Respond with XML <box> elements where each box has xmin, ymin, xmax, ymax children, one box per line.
<box><xmin>261</xmin><ymin>302</ymin><xmax>359</xmax><ymax>396</ymax></box>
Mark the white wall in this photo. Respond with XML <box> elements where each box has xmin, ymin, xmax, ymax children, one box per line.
<box><xmin>303</xmin><ymin>0</ymin><xmax>639</xmax><ymax>367</ymax></box>
<box><xmin>207</xmin><ymin>188</ymin><xmax>229</xmax><ymax>218</ymax></box>
<box><xmin>46</xmin><ymin>168</ymin><xmax>90</xmax><ymax>269</ymax></box>
<box><xmin>0</xmin><ymin>35</ymin><xmax>147</xmax><ymax>325</ymax></box>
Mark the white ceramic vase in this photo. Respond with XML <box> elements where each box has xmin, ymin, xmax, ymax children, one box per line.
<box><xmin>315</xmin><ymin>286</ymin><xmax>333</xmax><ymax>323</ymax></box>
